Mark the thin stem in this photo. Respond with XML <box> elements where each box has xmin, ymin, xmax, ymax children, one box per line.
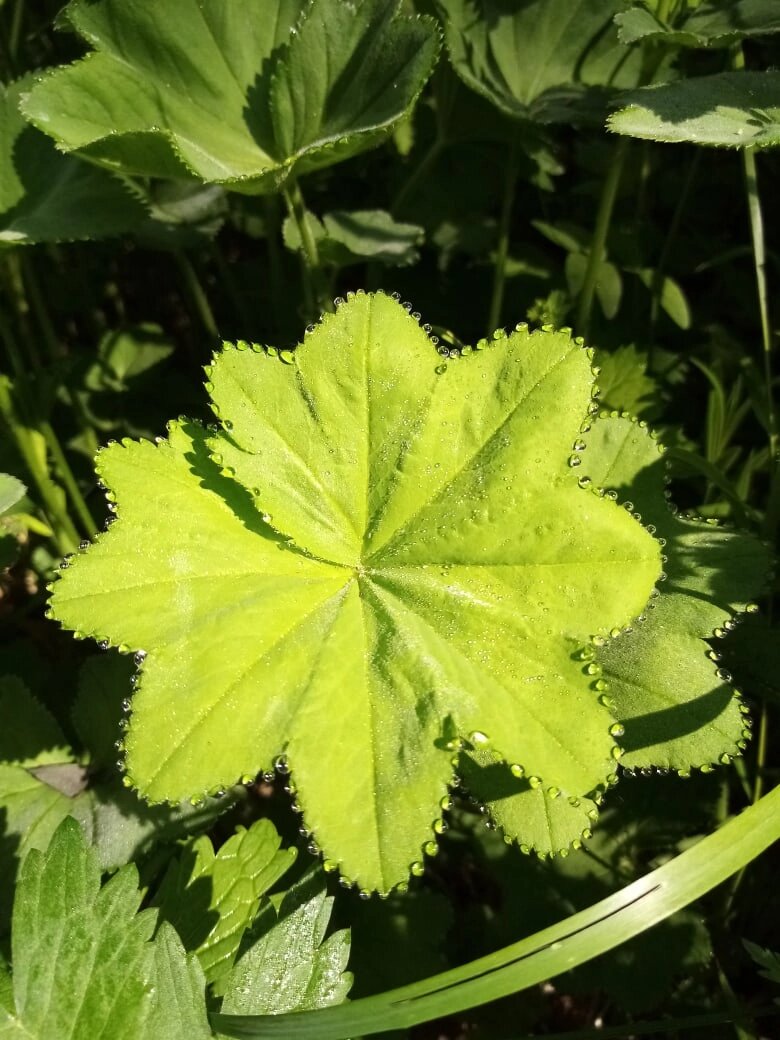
<box><xmin>575</xmin><ymin>137</ymin><xmax>629</xmax><ymax>338</ymax></box>
<box><xmin>3</xmin><ymin>254</ymin><xmax>40</xmax><ymax>368</ymax></box>
<box><xmin>40</xmin><ymin>419</ymin><xmax>96</xmax><ymax>539</ymax></box>
<box><xmin>211</xmin><ymin>240</ymin><xmax>252</xmax><ymax>332</ymax></box>
<box><xmin>8</xmin><ymin>0</ymin><xmax>23</xmax><ymax>65</ymax></box>
<box><xmin>174</xmin><ymin>250</ymin><xmax>219</xmax><ymax>342</ymax></box>
<box><xmin>283</xmin><ymin>179</ymin><xmax>331</xmax><ymax>318</ymax></box>
<box><xmin>649</xmin><ymin>149</ymin><xmax>701</xmax><ymax>348</ymax></box>
<box><xmin>486</xmin><ymin>138</ymin><xmax>519</xmax><ymax>336</ymax></box>
<box><xmin>262</xmin><ymin>195</ymin><xmax>284</xmax><ymax>334</ymax></box>
<box><xmin>392</xmin><ymin>138</ymin><xmax>444</xmax><ymax>217</ymax></box>
<box><xmin>21</xmin><ymin>254</ymin><xmax>100</xmax><ymax>459</ymax></box>
<box><xmin>0</xmin><ymin>367</ymin><xmax>79</xmax><ymax>556</ymax></box>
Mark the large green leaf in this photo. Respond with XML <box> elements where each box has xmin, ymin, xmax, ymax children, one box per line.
<box><xmin>616</xmin><ymin>0</ymin><xmax>780</xmax><ymax>48</ymax></box>
<box><xmin>0</xmin><ymin>818</ymin><xmax>157</xmax><ymax>1039</ymax></box>
<box><xmin>582</xmin><ymin>416</ymin><xmax>768</xmax><ymax>770</ymax></box>
<box><xmin>0</xmin><ymin>818</ymin><xmax>216</xmax><ymax>1040</ymax></box>
<box><xmin>212</xmin><ymin>783</ymin><xmax>780</xmax><ymax>1038</ymax></box>
<box><xmin>0</xmin><ymin>76</ymin><xmax>144</xmax><ymax>246</ymax></box>
<box><xmin>608</xmin><ymin>71</ymin><xmax>780</xmax><ymax>148</ymax></box>
<box><xmin>21</xmin><ymin>0</ymin><xmax>438</xmax><ymax>193</ymax></box>
<box><xmin>50</xmin><ymin>293</ymin><xmax>660</xmax><ymax>892</ymax></box>
<box><xmin>436</xmin><ymin>0</ymin><xmax>641</xmax><ymax>125</ymax></box>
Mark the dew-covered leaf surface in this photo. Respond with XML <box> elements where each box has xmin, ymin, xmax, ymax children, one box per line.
<box><xmin>218</xmin><ymin>871</ymin><xmax>352</xmax><ymax>1018</ymax></box>
<box><xmin>582</xmin><ymin>415</ymin><xmax>769</xmax><ymax>771</ymax></box>
<box><xmin>608</xmin><ymin>71</ymin><xmax>780</xmax><ymax>148</ymax></box>
<box><xmin>21</xmin><ymin>0</ymin><xmax>438</xmax><ymax>192</ymax></box>
<box><xmin>50</xmin><ymin>293</ymin><xmax>660</xmax><ymax>892</ymax></box>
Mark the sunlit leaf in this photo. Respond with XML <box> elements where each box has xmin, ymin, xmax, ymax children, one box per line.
<box><xmin>608</xmin><ymin>71</ymin><xmax>780</xmax><ymax>148</ymax></box>
<box><xmin>0</xmin><ymin>76</ymin><xmax>144</xmax><ymax>246</ymax></box>
<box><xmin>582</xmin><ymin>416</ymin><xmax>768</xmax><ymax>771</ymax></box>
<box><xmin>49</xmin><ymin>293</ymin><xmax>660</xmax><ymax>892</ymax></box>
<box><xmin>22</xmin><ymin>0</ymin><xmax>438</xmax><ymax>193</ymax></box>
<box><xmin>616</xmin><ymin>0</ymin><xmax>780</xmax><ymax>49</ymax></box>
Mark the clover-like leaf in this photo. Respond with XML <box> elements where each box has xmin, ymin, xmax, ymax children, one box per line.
<box><xmin>21</xmin><ymin>0</ymin><xmax>438</xmax><ymax>193</ymax></box>
<box><xmin>581</xmin><ymin>415</ymin><xmax>769</xmax><ymax>771</ymax></box>
<box><xmin>437</xmin><ymin>0</ymin><xmax>642</xmax><ymax>126</ymax></box>
<box><xmin>50</xmin><ymin>293</ymin><xmax>660</xmax><ymax>892</ymax></box>
<box><xmin>0</xmin><ymin>76</ymin><xmax>144</xmax><ymax>246</ymax></box>
<box><xmin>616</xmin><ymin>0</ymin><xmax>780</xmax><ymax>49</ymax></box>
<box><xmin>608</xmin><ymin>71</ymin><xmax>780</xmax><ymax>148</ymax></box>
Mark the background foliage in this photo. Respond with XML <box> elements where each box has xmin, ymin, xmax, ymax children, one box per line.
<box><xmin>0</xmin><ymin>0</ymin><xmax>779</xmax><ymax>1037</ymax></box>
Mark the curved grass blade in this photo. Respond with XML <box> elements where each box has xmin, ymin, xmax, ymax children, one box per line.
<box><xmin>213</xmin><ymin>784</ymin><xmax>780</xmax><ymax>1038</ymax></box>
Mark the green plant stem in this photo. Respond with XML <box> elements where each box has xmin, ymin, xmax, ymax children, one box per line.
<box><xmin>211</xmin><ymin>240</ymin><xmax>252</xmax><ymax>332</ymax></box>
<box><xmin>283</xmin><ymin>180</ymin><xmax>331</xmax><ymax>319</ymax></box>
<box><xmin>174</xmin><ymin>250</ymin><xmax>219</xmax><ymax>342</ymax></box>
<box><xmin>21</xmin><ymin>253</ymin><xmax>101</xmax><ymax>460</ymax></box>
<box><xmin>8</xmin><ymin>0</ymin><xmax>23</xmax><ymax>63</ymax></box>
<box><xmin>215</xmin><ymin>784</ymin><xmax>780</xmax><ymax>1040</ymax></box>
<box><xmin>392</xmin><ymin>138</ymin><xmax>444</xmax><ymax>217</ymax></box>
<box><xmin>649</xmin><ymin>150</ymin><xmax>701</xmax><ymax>348</ymax></box>
<box><xmin>575</xmin><ymin>138</ymin><xmax>629</xmax><ymax>338</ymax></box>
<box><xmin>39</xmin><ymin>418</ymin><xmax>96</xmax><ymax>539</ymax></box>
<box><xmin>262</xmin><ymin>196</ymin><xmax>284</xmax><ymax>334</ymax></box>
<box><xmin>0</xmin><ymin>365</ymin><xmax>79</xmax><ymax>556</ymax></box>
<box><xmin>486</xmin><ymin>138</ymin><xmax>519</xmax><ymax>336</ymax></box>
<box><xmin>3</xmin><ymin>254</ymin><xmax>40</xmax><ymax>368</ymax></box>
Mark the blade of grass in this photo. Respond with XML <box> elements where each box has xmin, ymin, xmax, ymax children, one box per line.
<box><xmin>214</xmin><ymin>785</ymin><xmax>780</xmax><ymax>1039</ymax></box>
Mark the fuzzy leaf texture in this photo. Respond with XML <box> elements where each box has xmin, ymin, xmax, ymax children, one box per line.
<box><xmin>0</xmin><ymin>76</ymin><xmax>144</xmax><ymax>245</ymax></box>
<box><xmin>21</xmin><ymin>0</ymin><xmax>438</xmax><ymax>193</ymax></box>
<box><xmin>437</xmin><ymin>0</ymin><xmax>643</xmax><ymax>126</ymax></box>
<box><xmin>50</xmin><ymin>293</ymin><xmax>661</xmax><ymax>892</ymax></box>
<box><xmin>582</xmin><ymin>416</ymin><xmax>769</xmax><ymax>772</ymax></box>
<box><xmin>608</xmin><ymin>71</ymin><xmax>780</xmax><ymax>148</ymax></box>
<box><xmin>0</xmin><ymin>818</ymin><xmax>193</xmax><ymax>1040</ymax></box>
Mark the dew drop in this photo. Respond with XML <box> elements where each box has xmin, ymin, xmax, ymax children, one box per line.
<box><xmin>528</xmin><ymin>775</ymin><xmax>542</xmax><ymax>789</ymax></box>
<box><xmin>509</xmin><ymin>763</ymin><xmax>524</xmax><ymax>778</ymax></box>
<box><xmin>410</xmin><ymin>861</ymin><xmax>425</xmax><ymax>877</ymax></box>
<box><xmin>280</xmin><ymin>349</ymin><xmax>295</xmax><ymax>364</ymax></box>
<box><xmin>323</xmin><ymin>859</ymin><xmax>338</xmax><ymax>873</ymax></box>
<box><xmin>746</xmin><ymin>602</ymin><xmax>759</xmax><ymax>614</ymax></box>
<box><xmin>715</xmin><ymin>668</ymin><xmax>732</xmax><ymax>682</ymax></box>
<box><xmin>568</xmin><ymin>454</ymin><xmax>582</xmax><ymax>468</ymax></box>
<box><xmin>434</xmin><ymin>819</ymin><xmax>448</xmax><ymax>835</ymax></box>
<box><xmin>423</xmin><ymin>840</ymin><xmax>438</xmax><ymax>856</ymax></box>
<box><xmin>609</xmin><ymin>723</ymin><xmax>625</xmax><ymax>738</ymax></box>
<box><xmin>469</xmin><ymin>730</ymin><xmax>490</xmax><ymax>747</ymax></box>
<box><xmin>577</xmin><ymin>475</ymin><xmax>592</xmax><ymax>489</ymax></box>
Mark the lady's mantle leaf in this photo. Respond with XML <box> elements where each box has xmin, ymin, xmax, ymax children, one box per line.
<box><xmin>50</xmin><ymin>293</ymin><xmax>660</xmax><ymax>892</ymax></box>
<box><xmin>608</xmin><ymin>72</ymin><xmax>780</xmax><ymax>149</ymax></box>
<box><xmin>581</xmin><ymin>416</ymin><xmax>769</xmax><ymax>771</ymax></box>
<box><xmin>0</xmin><ymin>76</ymin><xmax>144</xmax><ymax>246</ymax></box>
<box><xmin>437</xmin><ymin>0</ymin><xmax>641</xmax><ymax>126</ymax></box>
<box><xmin>616</xmin><ymin>0</ymin><xmax>780</xmax><ymax>49</ymax></box>
<box><xmin>21</xmin><ymin>0</ymin><xmax>438</xmax><ymax>193</ymax></box>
